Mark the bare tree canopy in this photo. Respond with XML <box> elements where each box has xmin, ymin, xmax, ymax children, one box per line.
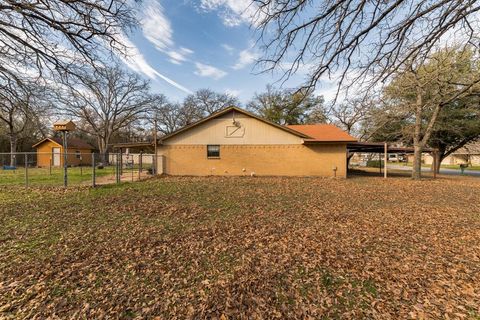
<box><xmin>183</xmin><ymin>89</ymin><xmax>240</xmax><ymax>117</ymax></box>
<box><xmin>254</xmin><ymin>0</ymin><xmax>480</xmax><ymax>97</ymax></box>
<box><xmin>0</xmin><ymin>79</ymin><xmax>50</xmax><ymax>163</ymax></box>
<box><xmin>0</xmin><ymin>0</ymin><xmax>136</xmax><ymax>83</ymax></box>
<box><xmin>56</xmin><ymin>64</ymin><xmax>154</xmax><ymax>162</ymax></box>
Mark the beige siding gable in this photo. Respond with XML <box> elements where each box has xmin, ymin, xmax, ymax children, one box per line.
<box><xmin>163</xmin><ymin>110</ymin><xmax>304</xmax><ymax>145</ymax></box>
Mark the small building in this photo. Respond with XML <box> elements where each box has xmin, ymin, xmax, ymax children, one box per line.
<box><xmin>32</xmin><ymin>137</ymin><xmax>94</xmax><ymax>167</ymax></box>
<box><xmin>154</xmin><ymin>106</ymin><xmax>357</xmax><ymax>177</ymax></box>
<box><xmin>404</xmin><ymin>142</ymin><xmax>480</xmax><ymax>166</ymax></box>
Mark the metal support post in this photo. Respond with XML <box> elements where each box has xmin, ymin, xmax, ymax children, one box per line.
<box><xmin>63</xmin><ymin>131</ymin><xmax>68</xmax><ymax>187</ymax></box>
<box><xmin>384</xmin><ymin>142</ymin><xmax>388</xmax><ymax>179</ymax></box>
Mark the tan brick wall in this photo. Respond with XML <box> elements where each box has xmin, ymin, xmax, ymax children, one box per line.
<box><xmin>158</xmin><ymin>144</ymin><xmax>347</xmax><ymax>177</ymax></box>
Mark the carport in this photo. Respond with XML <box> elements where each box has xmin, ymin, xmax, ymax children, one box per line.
<box><xmin>347</xmin><ymin>142</ymin><xmax>437</xmax><ymax>178</ymax></box>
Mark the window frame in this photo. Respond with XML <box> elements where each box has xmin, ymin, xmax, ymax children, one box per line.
<box><xmin>207</xmin><ymin>145</ymin><xmax>220</xmax><ymax>159</ymax></box>
<box><xmin>75</xmin><ymin>150</ymin><xmax>81</xmax><ymax>159</ymax></box>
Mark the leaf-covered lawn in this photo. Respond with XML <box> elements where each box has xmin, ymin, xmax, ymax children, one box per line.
<box><xmin>0</xmin><ymin>176</ymin><xmax>479</xmax><ymax>319</ymax></box>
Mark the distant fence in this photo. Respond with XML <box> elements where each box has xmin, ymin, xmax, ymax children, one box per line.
<box><xmin>0</xmin><ymin>152</ymin><xmax>156</xmax><ymax>187</ymax></box>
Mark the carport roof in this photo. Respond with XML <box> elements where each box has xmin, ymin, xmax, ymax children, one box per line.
<box><xmin>347</xmin><ymin>142</ymin><xmax>434</xmax><ymax>153</ymax></box>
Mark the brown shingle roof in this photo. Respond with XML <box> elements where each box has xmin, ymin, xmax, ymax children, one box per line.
<box><xmin>33</xmin><ymin>137</ymin><xmax>94</xmax><ymax>149</ymax></box>
<box><xmin>287</xmin><ymin>124</ymin><xmax>357</xmax><ymax>142</ymax></box>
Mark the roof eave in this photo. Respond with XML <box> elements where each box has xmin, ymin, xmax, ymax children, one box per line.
<box><xmin>303</xmin><ymin>139</ymin><xmax>358</xmax><ymax>144</ymax></box>
<box><xmin>32</xmin><ymin>138</ymin><xmax>63</xmax><ymax>148</ymax></box>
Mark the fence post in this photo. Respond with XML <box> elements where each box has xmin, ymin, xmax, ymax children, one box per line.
<box><xmin>24</xmin><ymin>153</ymin><xmax>28</xmax><ymax>188</ymax></box>
<box><xmin>92</xmin><ymin>153</ymin><xmax>96</xmax><ymax>187</ymax></box>
<box><xmin>116</xmin><ymin>153</ymin><xmax>120</xmax><ymax>184</ymax></box>
<box><xmin>63</xmin><ymin>131</ymin><xmax>68</xmax><ymax>187</ymax></box>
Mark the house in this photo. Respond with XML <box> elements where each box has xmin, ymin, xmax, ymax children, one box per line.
<box><xmin>423</xmin><ymin>141</ymin><xmax>480</xmax><ymax>166</ymax></box>
<box><xmin>155</xmin><ymin>107</ymin><xmax>357</xmax><ymax>177</ymax></box>
<box><xmin>32</xmin><ymin>137</ymin><xmax>94</xmax><ymax>167</ymax></box>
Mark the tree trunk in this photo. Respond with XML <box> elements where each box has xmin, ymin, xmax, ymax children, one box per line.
<box><xmin>412</xmin><ymin>145</ymin><xmax>423</xmax><ymax>179</ymax></box>
<box><xmin>99</xmin><ymin>145</ymin><xmax>107</xmax><ymax>165</ymax></box>
<box><xmin>9</xmin><ymin>133</ymin><xmax>17</xmax><ymax>166</ymax></box>
<box><xmin>97</xmin><ymin>137</ymin><xmax>108</xmax><ymax>165</ymax></box>
<box><xmin>431</xmin><ymin>149</ymin><xmax>445</xmax><ymax>174</ymax></box>
<box><xmin>412</xmin><ymin>86</ymin><xmax>423</xmax><ymax>180</ymax></box>
<box><xmin>346</xmin><ymin>153</ymin><xmax>354</xmax><ymax>168</ymax></box>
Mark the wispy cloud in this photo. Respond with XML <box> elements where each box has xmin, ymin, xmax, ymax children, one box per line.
<box><xmin>200</xmin><ymin>0</ymin><xmax>257</xmax><ymax>27</ymax></box>
<box><xmin>118</xmin><ymin>33</ymin><xmax>192</xmax><ymax>94</ymax></box>
<box><xmin>142</xmin><ymin>1</ymin><xmax>173</xmax><ymax>50</ymax></box>
<box><xmin>232</xmin><ymin>47</ymin><xmax>259</xmax><ymax>70</ymax></box>
<box><xmin>194</xmin><ymin>62</ymin><xmax>227</xmax><ymax>80</ymax></box>
<box><xmin>166</xmin><ymin>47</ymin><xmax>194</xmax><ymax>65</ymax></box>
<box><xmin>225</xmin><ymin>88</ymin><xmax>241</xmax><ymax>97</ymax></box>
<box><xmin>221</xmin><ymin>44</ymin><xmax>234</xmax><ymax>54</ymax></box>
<box><xmin>141</xmin><ymin>1</ymin><xmax>194</xmax><ymax>65</ymax></box>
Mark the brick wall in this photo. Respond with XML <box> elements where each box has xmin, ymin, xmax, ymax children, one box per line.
<box><xmin>157</xmin><ymin>144</ymin><xmax>347</xmax><ymax>177</ymax></box>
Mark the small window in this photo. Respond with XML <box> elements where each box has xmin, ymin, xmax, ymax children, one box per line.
<box><xmin>207</xmin><ymin>145</ymin><xmax>220</xmax><ymax>158</ymax></box>
<box><xmin>75</xmin><ymin>151</ymin><xmax>81</xmax><ymax>159</ymax></box>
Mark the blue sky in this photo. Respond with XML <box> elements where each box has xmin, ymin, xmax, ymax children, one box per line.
<box><xmin>120</xmin><ymin>0</ymin><xmax>337</xmax><ymax>104</ymax></box>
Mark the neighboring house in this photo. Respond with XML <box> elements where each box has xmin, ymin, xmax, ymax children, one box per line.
<box><xmin>32</xmin><ymin>137</ymin><xmax>94</xmax><ymax>167</ymax></box>
<box><xmin>155</xmin><ymin>107</ymin><xmax>357</xmax><ymax>177</ymax></box>
<box><xmin>423</xmin><ymin>141</ymin><xmax>480</xmax><ymax>166</ymax></box>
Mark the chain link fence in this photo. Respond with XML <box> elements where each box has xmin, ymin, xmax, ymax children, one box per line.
<box><xmin>0</xmin><ymin>152</ymin><xmax>156</xmax><ymax>187</ymax></box>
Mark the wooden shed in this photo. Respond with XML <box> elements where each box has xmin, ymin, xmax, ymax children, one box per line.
<box><xmin>32</xmin><ymin>137</ymin><xmax>94</xmax><ymax>167</ymax></box>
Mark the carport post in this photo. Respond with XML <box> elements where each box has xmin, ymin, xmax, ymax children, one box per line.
<box><xmin>384</xmin><ymin>142</ymin><xmax>388</xmax><ymax>179</ymax></box>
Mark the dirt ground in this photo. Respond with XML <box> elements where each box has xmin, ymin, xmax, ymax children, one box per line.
<box><xmin>0</xmin><ymin>175</ymin><xmax>479</xmax><ymax>319</ymax></box>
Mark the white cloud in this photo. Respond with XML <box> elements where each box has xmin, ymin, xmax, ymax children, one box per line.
<box><xmin>194</xmin><ymin>62</ymin><xmax>227</xmax><ymax>80</ymax></box>
<box><xmin>141</xmin><ymin>1</ymin><xmax>194</xmax><ymax>65</ymax></box>
<box><xmin>232</xmin><ymin>48</ymin><xmax>259</xmax><ymax>70</ymax></box>
<box><xmin>200</xmin><ymin>0</ymin><xmax>257</xmax><ymax>27</ymax></box>
<box><xmin>225</xmin><ymin>88</ymin><xmax>241</xmax><ymax>97</ymax></box>
<box><xmin>166</xmin><ymin>47</ymin><xmax>194</xmax><ymax>65</ymax></box>
<box><xmin>221</xmin><ymin>44</ymin><xmax>234</xmax><ymax>53</ymax></box>
<box><xmin>118</xmin><ymin>33</ymin><xmax>192</xmax><ymax>94</ymax></box>
<box><xmin>141</xmin><ymin>1</ymin><xmax>173</xmax><ymax>51</ymax></box>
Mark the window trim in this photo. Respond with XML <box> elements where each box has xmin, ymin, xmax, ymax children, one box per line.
<box><xmin>75</xmin><ymin>150</ymin><xmax>81</xmax><ymax>159</ymax></box>
<box><xmin>207</xmin><ymin>145</ymin><xmax>220</xmax><ymax>159</ymax></box>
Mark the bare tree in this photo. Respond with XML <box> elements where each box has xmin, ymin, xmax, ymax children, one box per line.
<box><xmin>57</xmin><ymin>65</ymin><xmax>154</xmax><ymax>163</ymax></box>
<box><xmin>0</xmin><ymin>79</ymin><xmax>49</xmax><ymax>165</ymax></box>
<box><xmin>148</xmin><ymin>95</ymin><xmax>183</xmax><ymax>135</ymax></box>
<box><xmin>183</xmin><ymin>89</ymin><xmax>240</xmax><ymax>117</ymax></box>
<box><xmin>0</xmin><ymin>0</ymin><xmax>136</xmax><ymax>85</ymax></box>
<box><xmin>329</xmin><ymin>98</ymin><xmax>374</xmax><ymax>137</ymax></box>
<box><xmin>254</xmin><ymin>1</ymin><xmax>480</xmax><ymax>98</ymax></box>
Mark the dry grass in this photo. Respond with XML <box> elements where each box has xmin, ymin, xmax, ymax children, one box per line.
<box><xmin>0</xmin><ymin>175</ymin><xmax>479</xmax><ymax>319</ymax></box>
